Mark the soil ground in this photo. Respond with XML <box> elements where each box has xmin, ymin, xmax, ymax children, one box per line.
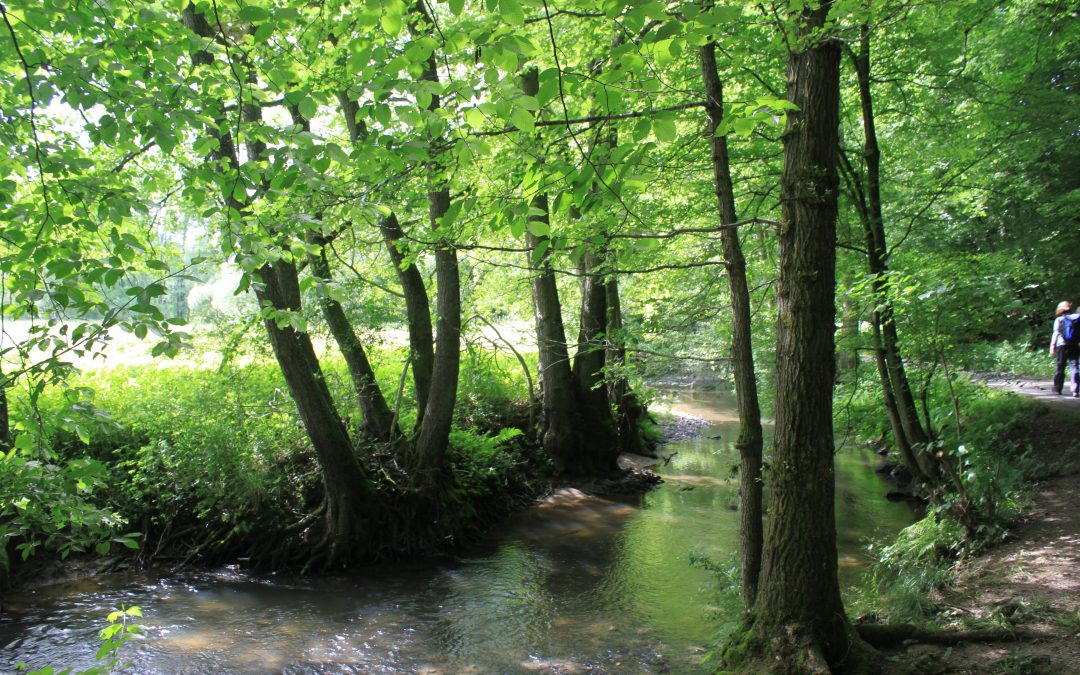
<box><xmin>882</xmin><ymin>375</ymin><xmax>1080</xmax><ymax>674</ymax></box>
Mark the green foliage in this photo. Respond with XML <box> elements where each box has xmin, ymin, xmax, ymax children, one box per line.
<box><xmin>20</xmin><ymin>362</ymin><xmax>312</xmax><ymax>563</ymax></box>
<box><xmin>16</xmin><ymin>605</ymin><xmax>142</xmax><ymax>675</ymax></box>
<box><xmin>0</xmin><ymin>448</ymin><xmax>138</xmax><ymax>568</ymax></box>
<box><xmin>949</xmin><ymin>340</ymin><xmax>1053</xmax><ymax>378</ymax></box>
<box><xmin>449</xmin><ymin>426</ymin><xmax>534</xmax><ymax>499</ymax></box>
<box><xmin>851</xmin><ymin>516</ymin><xmax>966</xmax><ymax>624</ymax></box>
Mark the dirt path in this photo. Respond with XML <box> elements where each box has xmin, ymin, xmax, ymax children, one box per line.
<box><xmin>886</xmin><ymin>376</ymin><xmax>1080</xmax><ymax>674</ymax></box>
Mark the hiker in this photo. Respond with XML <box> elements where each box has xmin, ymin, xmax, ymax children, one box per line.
<box><xmin>1050</xmin><ymin>300</ymin><xmax>1080</xmax><ymax>397</ymax></box>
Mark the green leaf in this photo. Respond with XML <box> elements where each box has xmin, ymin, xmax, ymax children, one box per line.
<box><xmin>465</xmin><ymin>107</ymin><xmax>486</xmax><ymax>129</ymax></box>
<box><xmin>531</xmin><ymin>238</ymin><xmax>550</xmax><ymax>265</ymax></box>
<box><xmin>653</xmin><ymin>118</ymin><xmax>677</xmax><ymax>142</ymax></box>
<box><xmin>510</xmin><ymin>107</ymin><xmax>535</xmax><ymax>133</ymax></box>
<box><xmin>381</xmin><ymin>11</ymin><xmax>402</xmax><ymax>36</ymax></box>
<box><xmin>449</xmin><ymin>0</ymin><xmax>465</xmax><ymax>14</ymax></box>
<box><xmin>527</xmin><ymin>219</ymin><xmax>550</xmax><ymax>237</ymax></box>
<box><xmin>253</xmin><ymin>21</ymin><xmax>275</xmax><ymax>43</ymax></box>
<box><xmin>500</xmin><ymin>0</ymin><xmax>525</xmax><ymax>26</ymax></box>
<box><xmin>237</xmin><ymin>5</ymin><xmax>271</xmax><ymax>22</ymax></box>
<box><xmin>297</xmin><ymin>96</ymin><xmax>318</xmax><ymax>120</ymax></box>
<box><xmin>733</xmin><ymin>116</ymin><xmax>756</xmax><ymax>137</ymax></box>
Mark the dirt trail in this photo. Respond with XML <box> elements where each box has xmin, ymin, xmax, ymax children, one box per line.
<box><xmin>885</xmin><ymin>375</ymin><xmax>1080</xmax><ymax>674</ymax></box>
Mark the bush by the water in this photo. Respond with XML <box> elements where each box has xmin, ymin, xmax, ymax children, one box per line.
<box><xmin>1</xmin><ymin>343</ymin><xmax>545</xmax><ymax>575</ymax></box>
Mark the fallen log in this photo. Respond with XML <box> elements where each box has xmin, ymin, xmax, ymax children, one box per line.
<box><xmin>856</xmin><ymin>623</ymin><xmax>1044</xmax><ymax>648</ymax></box>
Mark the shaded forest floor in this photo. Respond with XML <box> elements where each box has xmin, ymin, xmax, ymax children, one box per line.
<box><xmin>883</xmin><ymin>375</ymin><xmax>1080</xmax><ymax>674</ymax></box>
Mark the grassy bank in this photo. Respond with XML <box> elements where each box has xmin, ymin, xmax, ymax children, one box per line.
<box><xmin>1</xmin><ymin>344</ymin><xmax>548</xmax><ymax>583</ymax></box>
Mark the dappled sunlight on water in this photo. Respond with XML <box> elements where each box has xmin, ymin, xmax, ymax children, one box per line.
<box><xmin>0</xmin><ymin>386</ymin><xmax>915</xmax><ymax>674</ymax></box>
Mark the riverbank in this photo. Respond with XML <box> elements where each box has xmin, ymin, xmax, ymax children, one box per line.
<box><xmin>882</xmin><ymin>377</ymin><xmax>1080</xmax><ymax>673</ymax></box>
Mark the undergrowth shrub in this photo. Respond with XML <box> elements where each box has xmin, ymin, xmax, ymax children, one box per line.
<box><xmin>842</xmin><ymin>367</ymin><xmax>1045</xmax><ymax>624</ymax></box>
<box><xmin>851</xmin><ymin>516</ymin><xmax>967</xmax><ymax>623</ymax></box>
<box><xmin>949</xmin><ymin>339</ymin><xmax>1052</xmax><ymax>378</ymax></box>
<box><xmin>11</xmin><ymin>343</ymin><xmax>547</xmax><ymax>568</ymax></box>
<box><xmin>31</xmin><ymin>363</ymin><xmax>312</xmax><ymax>563</ymax></box>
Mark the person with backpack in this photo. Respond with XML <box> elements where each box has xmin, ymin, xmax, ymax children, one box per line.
<box><xmin>1050</xmin><ymin>300</ymin><xmax>1080</xmax><ymax>397</ymax></box>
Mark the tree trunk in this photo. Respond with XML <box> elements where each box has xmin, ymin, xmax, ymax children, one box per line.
<box><xmin>308</xmin><ymin>240</ymin><xmax>397</xmax><ymax>442</ymax></box>
<box><xmin>571</xmin><ymin>251</ymin><xmax>619</xmax><ymax>474</ymax></box>
<box><xmin>700</xmin><ymin>41</ymin><xmax>765</xmax><ymax>611</ymax></box>
<box><xmin>183</xmin><ymin>3</ymin><xmax>375</xmax><ymax>563</ymax></box>
<box><xmin>604</xmin><ymin>274</ymin><xmax>654</xmax><ymax>457</ymax></box>
<box><xmin>516</xmin><ymin>69</ymin><xmax>586</xmax><ymax>470</ymax></box>
<box><xmin>847</xmin><ymin>26</ymin><xmax>936</xmax><ymax>483</ymax></box>
<box><xmin>747</xmin><ymin>3</ymin><xmax>864</xmax><ymax>669</ymax></box>
<box><xmin>0</xmin><ymin>373</ymin><xmax>9</xmax><ymax>452</ymax></box>
<box><xmin>525</xmin><ymin>195</ymin><xmax>583</xmax><ymax>470</ymax></box>
<box><xmin>332</xmin><ymin>88</ymin><xmax>435</xmax><ymax>425</ymax></box>
<box><xmin>253</xmin><ymin>263</ymin><xmax>376</xmax><ymax>561</ymax></box>
<box><xmin>285</xmin><ymin>105</ymin><xmax>397</xmax><ymax>444</ymax></box>
<box><xmin>410</xmin><ymin>0</ymin><xmax>460</xmax><ymax>475</ymax></box>
<box><xmin>379</xmin><ymin>214</ymin><xmax>435</xmax><ymax>422</ymax></box>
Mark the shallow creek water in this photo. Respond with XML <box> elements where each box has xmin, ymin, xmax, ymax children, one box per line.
<box><xmin>0</xmin><ymin>386</ymin><xmax>915</xmax><ymax>674</ymax></box>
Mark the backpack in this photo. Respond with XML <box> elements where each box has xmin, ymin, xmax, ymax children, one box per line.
<box><xmin>1064</xmin><ymin>313</ymin><xmax>1080</xmax><ymax>346</ymax></box>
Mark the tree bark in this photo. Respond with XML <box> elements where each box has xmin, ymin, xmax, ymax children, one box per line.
<box><xmin>332</xmin><ymin>90</ymin><xmax>435</xmax><ymax>425</ymax></box>
<box><xmin>700</xmin><ymin>41</ymin><xmax>765</xmax><ymax>611</ymax></box>
<box><xmin>379</xmin><ymin>214</ymin><xmax>435</xmax><ymax>422</ymax></box>
<box><xmin>525</xmin><ymin>199</ymin><xmax>583</xmax><ymax>470</ymax></box>
<box><xmin>571</xmin><ymin>251</ymin><xmax>620</xmax><ymax>474</ymax></box>
<box><xmin>517</xmin><ymin>68</ymin><xmax>586</xmax><ymax>470</ymax></box>
<box><xmin>749</xmin><ymin>2</ymin><xmax>860</xmax><ymax>668</ymax></box>
<box><xmin>285</xmin><ymin>106</ymin><xmax>397</xmax><ymax>444</ymax></box>
<box><xmin>604</xmin><ymin>274</ymin><xmax>654</xmax><ymax>457</ymax></box>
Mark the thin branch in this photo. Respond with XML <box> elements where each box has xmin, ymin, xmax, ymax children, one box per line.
<box><xmin>468</xmin><ymin>101</ymin><xmax>707</xmax><ymax>137</ymax></box>
<box><xmin>1</xmin><ymin>1</ymin><xmax>53</xmax><ymax>235</ymax></box>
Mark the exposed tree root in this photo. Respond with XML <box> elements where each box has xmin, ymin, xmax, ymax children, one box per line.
<box><xmin>855</xmin><ymin>622</ymin><xmax>1043</xmax><ymax>648</ymax></box>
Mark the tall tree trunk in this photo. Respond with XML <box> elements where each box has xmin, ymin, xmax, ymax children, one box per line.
<box><xmin>746</xmin><ymin>3</ymin><xmax>866</xmax><ymax>669</ymax></box>
<box><xmin>517</xmin><ymin>68</ymin><xmax>586</xmax><ymax>470</ymax></box>
<box><xmin>847</xmin><ymin>25</ymin><xmax>936</xmax><ymax>482</ymax></box>
<box><xmin>183</xmin><ymin>3</ymin><xmax>375</xmax><ymax>563</ymax></box>
<box><xmin>410</xmin><ymin>0</ymin><xmax>460</xmax><ymax>475</ymax></box>
<box><xmin>526</xmin><ymin>197</ymin><xmax>583</xmax><ymax>470</ymax></box>
<box><xmin>700</xmin><ymin>41</ymin><xmax>764</xmax><ymax>611</ymax></box>
<box><xmin>853</xmin><ymin>25</ymin><xmax>930</xmax><ymax>447</ymax></box>
<box><xmin>0</xmin><ymin>372</ymin><xmax>9</xmax><ymax>452</ymax></box>
<box><xmin>254</xmin><ymin>262</ymin><xmax>377</xmax><ymax>560</ymax></box>
<box><xmin>571</xmin><ymin>251</ymin><xmax>619</xmax><ymax>474</ymax></box>
<box><xmin>286</xmin><ymin>106</ymin><xmax>397</xmax><ymax>443</ymax></box>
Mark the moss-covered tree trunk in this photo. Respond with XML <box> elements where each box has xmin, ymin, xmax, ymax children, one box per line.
<box><xmin>700</xmin><ymin>41</ymin><xmax>765</xmax><ymax>611</ymax></box>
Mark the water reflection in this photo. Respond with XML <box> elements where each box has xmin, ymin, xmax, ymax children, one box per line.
<box><xmin>0</xmin><ymin>386</ymin><xmax>914</xmax><ymax>674</ymax></box>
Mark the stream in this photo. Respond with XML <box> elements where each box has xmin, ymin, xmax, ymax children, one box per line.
<box><xmin>0</xmin><ymin>386</ymin><xmax>915</xmax><ymax>674</ymax></box>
